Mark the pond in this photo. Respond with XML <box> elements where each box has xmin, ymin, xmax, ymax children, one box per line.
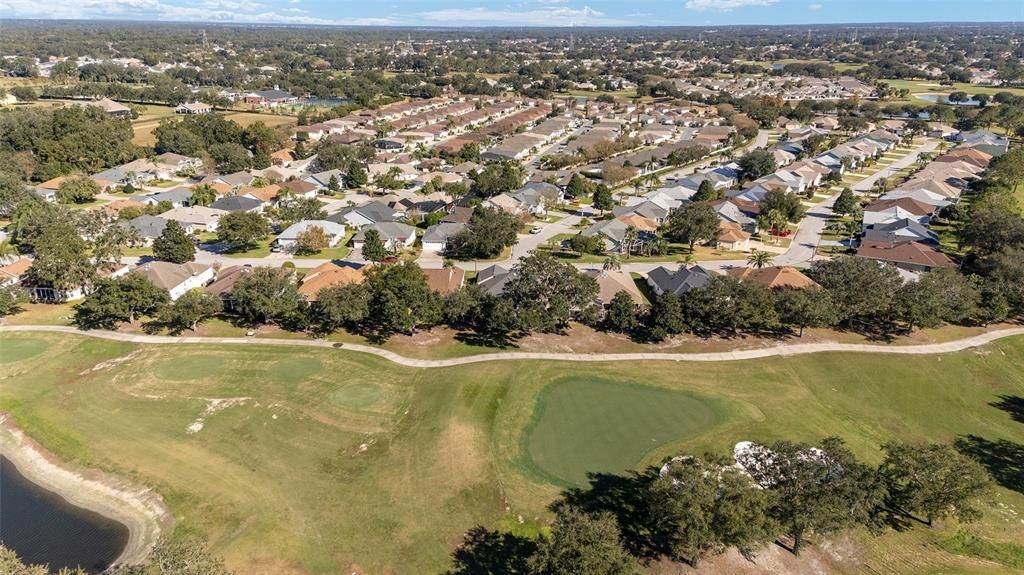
<box><xmin>915</xmin><ymin>93</ymin><xmax>982</xmax><ymax>106</ymax></box>
<box><xmin>0</xmin><ymin>456</ymin><xmax>128</xmax><ymax>573</ymax></box>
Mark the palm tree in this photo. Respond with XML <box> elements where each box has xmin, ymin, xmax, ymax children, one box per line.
<box><xmin>746</xmin><ymin>249</ymin><xmax>774</xmax><ymax>269</ymax></box>
<box><xmin>843</xmin><ymin>220</ymin><xmax>861</xmax><ymax>246</ymax></box>
<box><xmin>0</xmin><ymin>239</ymin><xmax>19</xmax><ymax>264</ymax></box>
<box><xmin>632</xmin><ymin>179</ymin><xmax>643</xmax><ymax>196</ymax></box>
<box><xmin>621</xmin><ymin>226</ymin><xmax>639</xmax><ymax>259</ymax></box>
<box><xmin>602</xmin><ymin>254</ymin><xmax>621</xmax><ymax>271</ymax></box>
<box><xmin>189</xmin><ymin>184</ymin><xmax>217</xmax><ymax>207</ymax></box>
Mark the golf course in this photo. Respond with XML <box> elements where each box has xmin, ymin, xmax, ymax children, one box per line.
<box><xmin>2</xmin><ymin>331</ymin><xmax>1024</xmax><ymax>574</ymax></box>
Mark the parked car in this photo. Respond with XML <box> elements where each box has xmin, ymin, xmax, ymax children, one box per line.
<box><xmin>530</xmin><ymin>225</ymin><xmax>544</xmax><ymax>234</ymax></box>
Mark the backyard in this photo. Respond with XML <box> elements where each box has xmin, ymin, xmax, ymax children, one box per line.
<box><xmin>1</xmin><ymin>332</ymin><xmax>1023</xmax><ymax>574</ymax></box>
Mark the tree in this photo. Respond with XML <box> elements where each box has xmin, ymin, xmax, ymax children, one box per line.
<box><xmin>364</xmin><ymin>262</ymin><xmax>442</xmax><ymax>337</ymax></box>
<box><xmin>527</xmin><ymin>507</ymin><xmax>636</xmax><ymax>575</ymax></box>
<box><xmin>189</xmin><ymin>184</ymin><xmax>217</xmax><ymax>207</ymax></box>
<box><xmin>808</xmin><ymin>256</ymin><xmax>903</xmax><ymax>327</ymax></box>
<box><xmin>216</xmin><ymin>211</ymin><xmax>269</xmax><ymax>251</ymax></box>
<box><xmin>738</xmin><ymin>148</ymin><xmax>775</xmax><ymax>181</ymax></box>
<box><xmin>22</xmin><ymin>220</ymin><xmax>95</xmax><ymax>296</ymax></box>
<box><xmin>153</xmin><ymin>220</ymin><xmax>195</xmax><ymax>263</ymax></box>
<box><xmin>760</xmin><ymin>188</ymin><xmax>805</xmax><ymax>223</ymax></box>
<box><xmin>0</xmin><ymin>284</ymin><xmax>28</xmax><ymax>317</ymax></box>
<box><xmin>648</xmin><ymin>455</ymin><xmax>776</xmax><ymax>566</ymax></box>
<box><xmin>208</xmin><ymin>142</ymin><xmax>251</xmax><ymax>173</ymax></box>
<box><xmin>92</xmin><ymin>223</ymin><xmax>139</xmax><ymax>267</ymax></box>
<box><xmin>361</xmin><ymin>228</ymin><xmax>389</xmax><ymax>263</ymax></box>
<box><xmin>602</xmin><ymin>254</ymin><xmax>621</xmax><ymax>271</ymax></box>
<box><xmin>310</xmin><ymin>283</ymin><xmax>370</xmax><ymax>334</ymax></box>
<box><xmin>691</xmin><ymin>179</ymin><xmax>723</xmax><ymax>202</ymax></box>
<box><xmin>605</xmin><ymin>291</ymin><xmax>639</xmax><ymax>333</ymax></box>
<box><xmin>328</xmin><ymin>173</ymin><xmax>344</xmax><ymax>193</ymax></box>
<box><xmin>879</xmin><ymin>442</ymin><xmax>991</xmax><ymax>527</ymax></box>
<box><xmin>74</xmin><ymin>273</ymin><xmax>169</xmax><ymax>329</ymax></box>
<box><xmin>682</xmin><ymin>276</ymin><xmax>778</xmax><ymax>335</ymax></box>
<box><xmin>114</xmin><ymin>538</ymin><xmax>234</xmax><ymax>575</ymax></box>
<box><xmin>503</xmin><ymin>252</ymin><xmax>599</xmax><ymax>333</ymax></box>
<box><xmin>471</xmin><ymin>162</ymin><xmax>524</xmax><ymax>198</ymax></box>
<box><xmin>773</xmin><ymin>287</ymin><xmax>837</xmax><ymax>336</ymax></box>
<box><xmin>736</xmin><ymin>438</ymin><xmax>885</xmax><ymax>556</ymax></box>
<box><xmin>565</xmin><ymin>172</ymin><xmax>594</xmax><ymax>199</ymax></box>
<box><xmin>293</xmin><ymin>225</ymin><xmax>328</xmax><ymax>255</ymax></box>
<box><xmin>339</xmin><ymin>162</ymin><xmax>364</xmax><ymax>188</ymax></box>
<box><xmin>277</xmin><ymin>197</ymin><xmax>327</xmax><ymax>225</ymax></box>
<box><xmin>649</xmin><ymin>292</ymin><xmax>686</xmax><ymax>339</ymax></box>
<box><xmin>1</xmin><ymin>544</ymin><xmax>88</xmax><ymax>575</ymax></box>
<box><xmin>746</xmin><ymin>249</ymin><xmax>774</xmax><ymax>269</ymax></box>
<box><xmin>444</xmin><ymin>207</ymin><xmax>520</xmax><ymax>260</ymax></box>
<box><xmin>56</xmin><ymin>176</ymin><xmax>100</xmax><ymax>204</ymax></box>
<box><xmin>664</xmin><ymin>203</ymin><xmax>720</xmax><ymax>252</ymax></box>
<box><xmin>568</xmin><ymin>233</ymin><xmax>606</xmax><ymax>255</ymax></box>
<box><xmin>231</xmin><ymin>267</ymin><xmax>301</xmax><ymax>327</ymax></box>
<box><xmin>158</xmin><ymin>290</ymin><xmax>222</xmax><ymax>333</ymax></box>
<box><xmin>592</xmin><ymin>184</ymin><xmax>614</xmax><ymax>213</ymax></box>
<box><xmin>833</xmin><ymin>187</ymin><xmax>858</xmax><ymax>216</ymax></box>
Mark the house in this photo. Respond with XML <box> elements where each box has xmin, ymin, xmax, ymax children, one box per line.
<box><xmin>726</xmin><ymin>266</ymin><xmax>818</xmax><ymax>289</ymax></box>
<box><xmin>24</xmin><ymin>262</ymin><xmax>130</xmax><ymax>302</ymax></box>
<box><xmin>955</xmin><ymin>130</ymin><xmax>1009</xmax><ymax>157</ymax></box>
<box><xmin>582</xmin><ymin>269</ymin><xmax>645</xmax><ymax>309</ymax></box>
<box><xmin>646</xmin><ymin>265</ymin><xmax>714</xmax><ymax>296</ymax></box>
<box><xmin>581</xmin><ymin>219</ymin><xmax>652</xmax><ymax>254</ymax></box>
<box><xmin>442</xmin><ymin>206</ymin><xmax>475</xmax><ymax>224</ymax></box>
<box><xmin>121</xmin><ymin>215</ymin><xmax>169</xmax><ymax>245</ymax></box>
<box><xmin>279</xmin><ymin>180</ymin><xmax>319</xmax><ymax>200</ymax></box>
<box><xmin>422</xmin><ymin>222</ymin><xmax>467</xmax><ymax>254</ymax></box>
<box><xmin>274</xmin><ymin>220</ymin><xmax>347</xmax><ymax>252</ymax></box>
<box><xmin>239</xmin><ymin>184</ymin><xmax>282</xmax><ymax>205</ymax></box>
<box><xmin>422</xmin><ymin>267</ymin><xmax>466</xmax><ymax>295</ymax></box>
<box><xmin>175</xmin><ymin>101</ymin><xmax>213</xmax><ymax>115</ymax></box>
<box><xmin>134</xmin><ymin>187</ymin><xmax>193</xmax><ymax>208</ymax></box>
<box><xmin>297</xmin><ymin>261</ymin><xmax>366</xmax><ymax>301</ymax></box>
<box><xmin>709</xmin><ymin>198</ymin><xmax>760</xmax><ymax>232</ymax></box>
<box><xmin>863</xmin><ymin>197</ymin><xmax>937</xmax><ymax>229</ymax></box>
<box><xmin>79</xmin><ymin>97</ymin><xmax>131</xmax><ymax>117</ymax></box>
<box><xmin>329</xmin><ymin>201</ymin><xmax>404</xmax><ymax>229</ymax></box>
<box><xmin>160</xmin><ymin>206</ymin><xmax>228</xmax><ymax>233</ymax></box>
<box><xmin>154</xmin><ymin>152</ymin><xmax>203</xmax><ymax>174</ymax></box>
<box><xmin>211</xmin><ymin>195</ymin><xmax>263</xmax><ymax>213</ymax></box>
<box><xmin>304</xmin><ymin>169</ymin><xmax>346</xmax><ymax>191</ymax></box>
<box><xmin>716</xmin><ymin>221</ymin><xmax>751</xmax><ymax>252</ymax></box>
<box><xmin>203</xmin><ymin>265</ymin><xmax>256</xmax><ymax>310</ymax></box>
<box><xmin>856</xmin><ymin>240</ymin><xmax>956</xmax><ymax>273</ymax></box>
<box><xmin>476</xmin><ymin>264</ymin><xmax>514</xmax><ymax>297</ymax></box>
<box><xmin>134</xmin><ymin>261</ymin><xmax>214</xmax><ymax>300</ymax></box>
<box><xmin>862</xmin><ymin>218</ymin><xmax>939</xmax><ymax>246</ymax></box>
<box><xmin>352</xmin><ymin>221</ymin><xmax>416</xmax><ymax>252</ymax></box>
<box><xmin>243</xmin><ymin>88</ymin><xmax>297</xmax><ymax>107</ymax></box>
<box><xmin>0</xmin><ymin>258</ymin><xmax>33</xmax><ymax>287</ymax></box>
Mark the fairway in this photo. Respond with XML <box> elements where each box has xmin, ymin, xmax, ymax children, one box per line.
<box><xmin>1</xmin><ymin>332</ymin><xmax>1023</xmax><ymax>574</ymax></box>
<box><xmin>525</xmin><ymin>377</ymin><xmax>723</xmax><ymax>486</ymax></box>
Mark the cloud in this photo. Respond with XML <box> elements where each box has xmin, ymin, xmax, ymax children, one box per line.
<box><xmin>536</xmin><ymin>0</ymin><xmax>569</xmax><ymax>4</ymax></box>
<box><xmin>417</xmin><ymin>5</ymin><xmax>629</xmax><ymax>26</ymax></box>
<box><xmin>0</xmin><ymin>0</ymin><xmax>401</xmax><ymax>25</ymax></box>
<box><xmin>685</xmin><ymin>0</ymin><xmax>779</xmax><ymax>11</ymax></box>
<box><xmin>808</xmin><ymin>3</ymin><xmax>822</xmax><ymax>9</ymax></box>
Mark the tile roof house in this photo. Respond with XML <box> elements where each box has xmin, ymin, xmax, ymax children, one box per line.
<box><xmin>203</xmin><ymin>265</ymin><xmax>256</xmax><ymax>309</ymax></box>
<box><xmin>422</xmin><ymin>267</ymin><xmax>466</xmax><ymax>295</ymax></box>
<box><xmin>716</xmin><ymin>221</ymin><xmax>751</xmax><ymax>252</ymax></box>
<box><xmin>0</xmin><ymin>258</ymin><xmax>33</xmax><ymax>286</ymax></box>
<box><xmin>134</xmin><ymin>261</ymin><xmax>214</xmax><ymax>300</ymax></box>
<box><xmin>352</xmin><ymin>221</ymin><xmax>417</xmax><ymax>251</ymax></box>
<box><xmin>297</xmin><ymin>261</ymin><xmax>367</xmax><ymax>301</ymax></box>
<box><xmin>582</xmin><ymin>269</ymin><xmax>646</xmax><ymax>308</ymax></box>
<box><xmin>726</xmin><ymin>266</ymin><xmax>818</xmax><ymax>289</ymax></box>
<box><xmin>646</xmin><ymin>265</ymin><xmax>714</xmax><ymax>297</ymax></box>
<box><xmin>159</xmin><ymin>206</ymin><xmax>228</xmax><ymax>233</ymax></box>
<box><xmin>856</xmin><ymin>240</ymin><xmax>956</xmax><ymax>273</ymax></box>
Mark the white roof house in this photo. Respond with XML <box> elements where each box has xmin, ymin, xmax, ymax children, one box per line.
<box><xmin>275</xmin><ymin>220</ymin><xmax>347</xmax><ymax>252</ymax></box>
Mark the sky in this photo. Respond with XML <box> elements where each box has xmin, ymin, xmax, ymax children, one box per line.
<box><xmin>0</xmin><ymin>0</ymin><xmax>1021</xmax><ymax>27</ymax></box>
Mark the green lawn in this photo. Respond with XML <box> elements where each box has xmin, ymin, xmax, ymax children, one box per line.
<box><xmin>2</xmin><ymin>333</ymin><xmax>1024</xmax><ymax>574</ymax></box>
<box><xmin>882</xmin><ymin>78</ymin><xmax>1024</xmax><ymax>99</ymax></box>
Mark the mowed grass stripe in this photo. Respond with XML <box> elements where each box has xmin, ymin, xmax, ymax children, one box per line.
<box><xmin>524</xmin><ymin>377</ymin><xmax>724</xmax><ymax>486</ymax></box>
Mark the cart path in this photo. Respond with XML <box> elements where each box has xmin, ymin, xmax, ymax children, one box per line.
<box><xmin>3</xmin><ymin>325</ymin><xmax>1024</xmax><ymax>368</ymax></box>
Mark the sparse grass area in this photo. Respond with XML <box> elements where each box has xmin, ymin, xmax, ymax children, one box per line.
<box><xmin>221</xmin><ymin>112</ymin><xmax>298</xmax><ymax>129</ymax></box>
<box><xmin>2</xmin><ymin>332</ymin><xmax>1023</xmax><ymax>574</ymax></box>
<box><xmin>882</xmin><ymin>78</ymin><xmax>1024</xmax><ymax>99</ymax></box>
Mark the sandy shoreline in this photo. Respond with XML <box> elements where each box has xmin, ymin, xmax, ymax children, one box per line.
<box><xmin>0</xmin><ymin>415</ymin><xmax>173</xmax><ymax>567</ymax></box>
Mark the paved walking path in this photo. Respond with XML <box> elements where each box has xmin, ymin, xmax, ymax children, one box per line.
<box><xmin>5</xmin><ymin>325</ymin><xmax>1023</xmax><ymax>369</ymax></box>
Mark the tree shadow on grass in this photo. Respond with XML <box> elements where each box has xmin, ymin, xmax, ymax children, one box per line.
<box><xmin>991</xmin><ymin>395</ymin><xmax>1024</xmax><ymax>425</ymax></box>
<box><xmin>445</xmin><ymin>526</ymin><xmax>536</xmax><ymax>575</ymax></box>
<box><xmin>954</xmin><ymin>435</ymin><xmax>1024</xmax><ymax>494</ymax></box>
<box><xmin>556</xmin><ymin>468</ymin><xmax>667</xmax><ymax>560</ymax></box>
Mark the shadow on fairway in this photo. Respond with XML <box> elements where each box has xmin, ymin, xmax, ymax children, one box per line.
<box><xmin>445</xmin><ymin>526</ymin><xmax>536</xmax><ymax>575</ymax></box>
<box><xmin>954</xmin><ymin>435</ymin><xmax>1024</xmax><ymax>494</ymax></box>
<box><xmin>991</xmin><ymin>395</ymin><xmax>1024</xmax><ymax>424</ymax></box>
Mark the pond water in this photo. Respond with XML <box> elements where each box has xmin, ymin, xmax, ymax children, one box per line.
<box><xmin>915</xmin><ymin>93</ymin><xmax>982</xmax><ymax>106</ymax></box>
<box><xmin>0</xmin><ymin>456</ymin><xmax>128</xmax><ymax>573</ymax></box>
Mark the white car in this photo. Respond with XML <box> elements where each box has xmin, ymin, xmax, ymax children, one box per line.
<box><xmin>530</xmin><ymin>225</ymin><xmax>544</xmax><ymax>234</ymax></box>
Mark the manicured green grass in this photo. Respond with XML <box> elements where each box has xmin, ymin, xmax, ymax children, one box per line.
<box><xmin>2</xmin><ymin>333</ymin><xmax>1023</xmax><ymax>574</ymax></box>
<box><xmin>0</xmin><ymin>336</ymin><xmax>51</xmax><ymax>363</ymax></box>
<box><xmin>882</xmin><ymin>78</ymin><xmax>1024</xmax><ymax>99</ymax></box>
<box><xmin>524</xmin><ymin>377</ymin><xmax>725</xmax><ymax>486</ymax></box>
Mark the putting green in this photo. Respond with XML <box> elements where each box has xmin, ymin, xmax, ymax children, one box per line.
<box><xmin>525</xmin><ymin>377</ymin><xmax>724</xmax><ymax>486</ymax></box>
<box><xmin>330</xmin><ymin>382</ymin><xmax>384</xmax><ymax>410</ymax></box>
<box><xmin>0</xmin><ymin>337</ymin><xmax>50</xmax><ymax>363</ymax></box>
<box><xmin>154</xmin><ymin>355</ymin><xmax>225</xmax><ymax>381</ymax></box>
<box><xmin>268</xmin><ymin>357</ymin><xmax>323</xmax><ymax>384</ymax></box>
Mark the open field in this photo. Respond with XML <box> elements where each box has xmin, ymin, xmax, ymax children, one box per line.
<box><xmin>130</xmin><ymin>108</ymin><xmax>297</xmax><ymax>147</ymax></box>
<box><xmin>1</xmin><ymin>332</ymin><xmax>1023</xmax><ymax>574</ymax></box>
<box><xmin>881</xmin><ymin>78</ymin><xmax>1024</xmax><ymax>100</ymax></box>
<box><xmin>221</xmin><ymin>112</ymin><xmax>298</xmax><ymax>129</ymax></box>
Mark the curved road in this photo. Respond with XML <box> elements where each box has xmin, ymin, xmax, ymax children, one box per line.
<box><xmin>4</xmin><ymin>325</ymin><xmax>1023</xmax><ymax>369</ymax></box>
